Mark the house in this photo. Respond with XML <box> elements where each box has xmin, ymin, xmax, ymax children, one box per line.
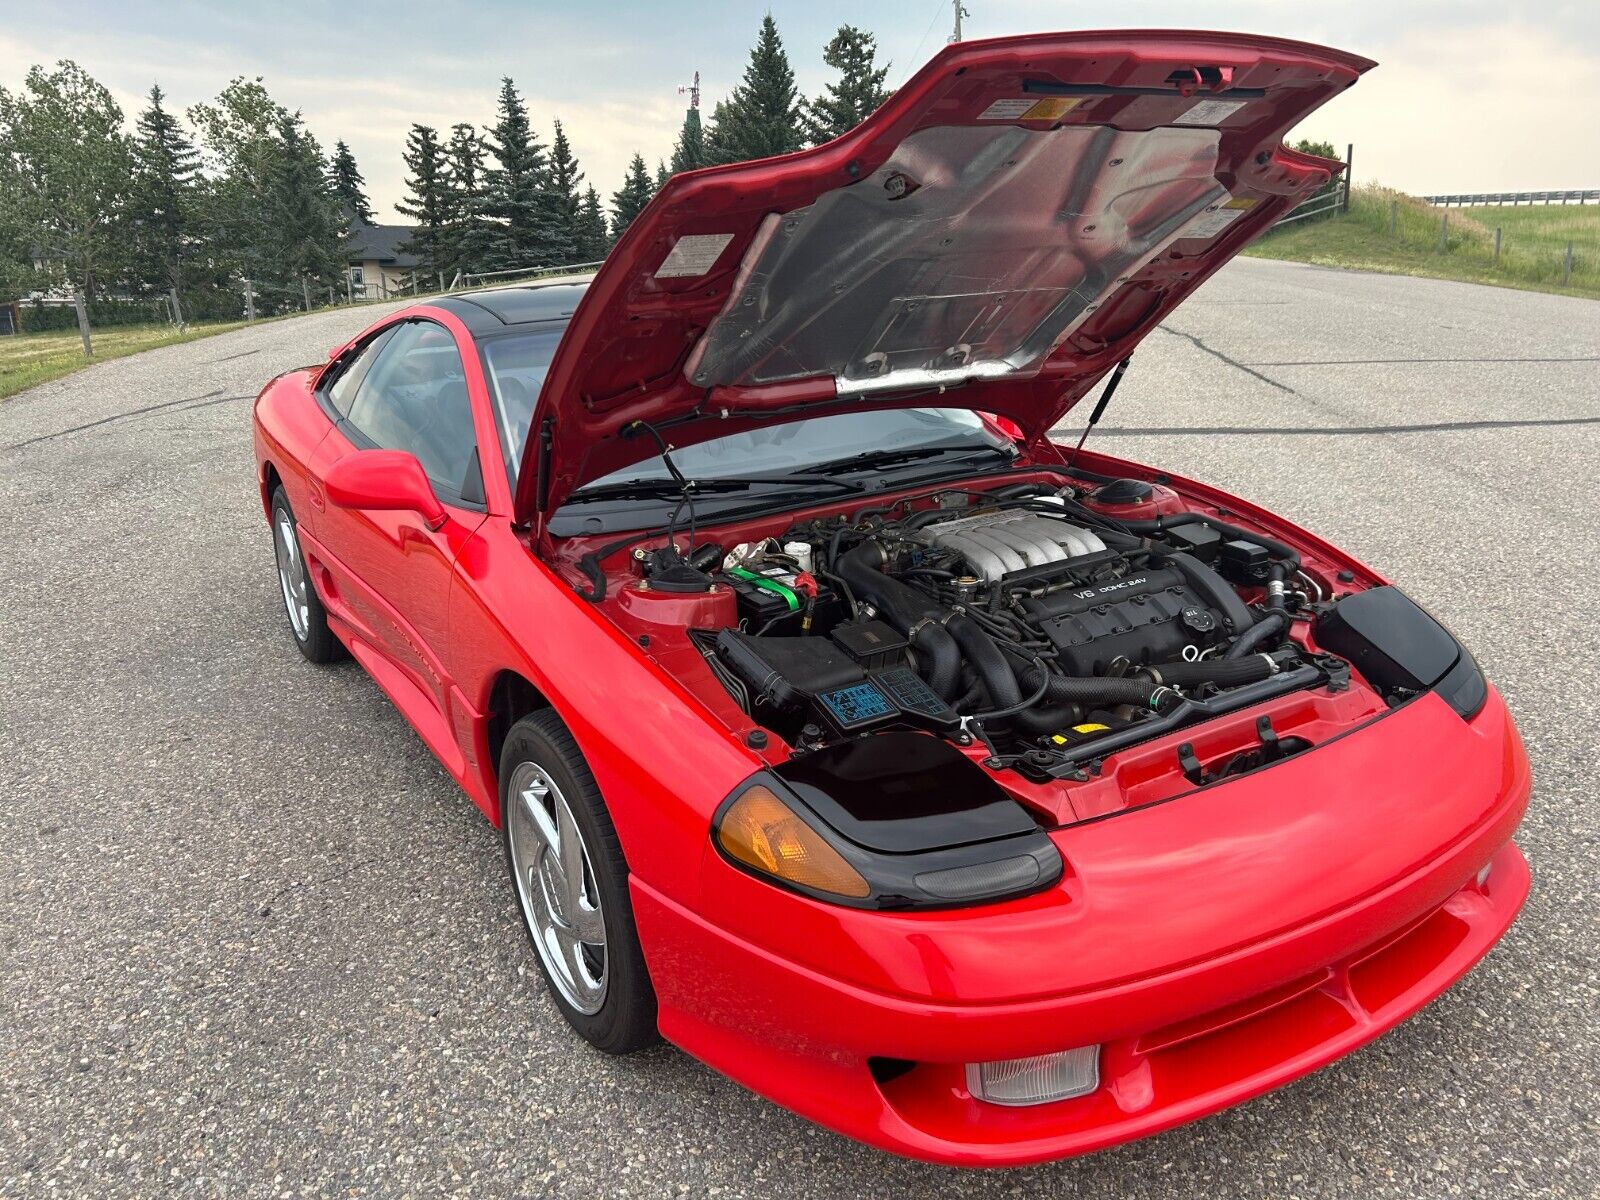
<box><xmin>344</xmin><ymin>218</ymin><xmax>422</xmax><ymax>300</ymax></box>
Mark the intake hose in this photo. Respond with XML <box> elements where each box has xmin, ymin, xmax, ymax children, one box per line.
<box><xmin>1002</xmin><ymin>648</ymin><xmax>1168</xmax><ymax>711</ymax></box>
<box><xmin>1225</xmin><ymin>611</ymin><xmax>1290</xmax><ymax>660</ymax></box>
<box><xmin>837</xmin><ymin>541</ymin><xmax>964</xmax><ymax>701</ymax></box>
<box><xmin>1121</xmin><ymin>512</ymin><xmax>1302</xmax><ymax>573</ymax></box>
<box><xmin>945</xmin><ymin>612</ymin><xmax>1022</xmax><ymax>708</ymax></box>
<box><xmin>916</xmin><ymin>626</ymin><xmax>963</xmax><ymax>699</ymax></box>
<box><xmin>1141</xmin><ymin>654</ymin><xmax>1281</xmax><ymax>688</ymax></box>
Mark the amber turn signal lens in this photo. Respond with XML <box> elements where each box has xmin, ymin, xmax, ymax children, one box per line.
<box><xmin>717</xmin><ymin>785</ymin><xmax>871</xmax><ymax>899</ymax></box>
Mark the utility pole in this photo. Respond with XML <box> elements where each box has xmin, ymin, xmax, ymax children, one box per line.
<box><xmin>950</xmin><ymin>1</ymin><xmax>968</xmax><ymax>42</ymax></box>
<box><xmin>243</xmin><ymin>279</ymin><xmax>256</xmax><ymax>322</ymax></box>
<box><xmin>169</xmin><ymin>287</ymin><xmax>186</xmax><ymax>331</ymax></box>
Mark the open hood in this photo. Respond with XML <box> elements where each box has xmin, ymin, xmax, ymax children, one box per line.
<box><xmin>518</xmin><ymin>30</ymin><xmax>1372</xmax><ymax>524</ymax></box>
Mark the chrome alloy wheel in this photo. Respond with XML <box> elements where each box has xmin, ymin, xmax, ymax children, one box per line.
<box><xmin>273</xmin><ymin>510</ymin><xmax>311</xmax><ymax>640</ymax></box>
<box><xmin>507</xmin><ymin>761</ymin><xmax>608</xmax><ymax>1014</ymax></box>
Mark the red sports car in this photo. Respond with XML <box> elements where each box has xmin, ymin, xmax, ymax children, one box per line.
<box><xmin>251</xmin><ymin>31</ymin><xmax>1529</xmax><ymax>1165</ymax></box>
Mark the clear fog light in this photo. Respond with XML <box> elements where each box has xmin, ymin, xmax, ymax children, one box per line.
<box><xmin>965</xmin><ymin>1045</ymin><xmax>1100</xmax><ymax>1107</ymax></box>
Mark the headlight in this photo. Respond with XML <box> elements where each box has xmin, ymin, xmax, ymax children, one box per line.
<box><xmin>717</xmin><ymin>784</ymin><xmax>871</xmax><ymax>899</ymax></box>
<box><xmin>1314</xmin><ymin>585</ymin><xmax>1487</xmax><ymax>720</ymax></box>
<box><xmin>712</xmin><ymin>731</ymin><xmax>1063</xmax><ymax>910</ymax></box>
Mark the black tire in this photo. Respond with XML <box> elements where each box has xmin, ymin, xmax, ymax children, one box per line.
<box><xmin>269</xmin><ymin>487</ymin><xmax>340</xmax><ymax>664</ymax></box>
<box><xmin>499</xmin><ymin>710</ymin><xmax>659</xmax><ymax>1054</ymax></box>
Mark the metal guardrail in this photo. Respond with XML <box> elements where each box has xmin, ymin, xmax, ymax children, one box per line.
<box><xmin>1423</xmin><ymin>190</ymin><xmax>1599</xmax><ymax>207</ymax></box>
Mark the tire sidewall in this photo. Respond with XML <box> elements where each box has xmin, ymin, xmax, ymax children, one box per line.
<box><xmin>498</xmin><ymin>712</ymin><xmax>657</xmax><ymax>1054</ymax></box>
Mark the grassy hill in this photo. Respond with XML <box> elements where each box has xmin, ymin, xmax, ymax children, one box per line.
<box><xmin>1245</xmin><ymin>186</ymin><xmax>1599</xmax><ymax>299</ymax></box>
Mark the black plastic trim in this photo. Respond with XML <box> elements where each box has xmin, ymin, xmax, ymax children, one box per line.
<box><xmin>711</xmin><ymin>764</ymin><xmax>1062</xmax><ymax>911</ymax></box>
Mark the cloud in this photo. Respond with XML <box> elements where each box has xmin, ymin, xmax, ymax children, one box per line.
<box><xmin>4</xmin><ymin>4</ymin><xmax>1597</xmax><ymax>223</ymax></box>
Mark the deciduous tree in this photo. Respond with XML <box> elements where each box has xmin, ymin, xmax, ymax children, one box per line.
<box><xmin>0</xmin><ymin>60</ymin><xmax>134</xmax><ymax>299</ymax></box>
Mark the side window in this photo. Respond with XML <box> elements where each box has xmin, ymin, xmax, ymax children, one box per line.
<box><xmin>344</xmin><ymin>321</ymin><xmax>479</xmax><ymax>501</ymax></box>
<box><xmin>325</xmin><ymin>326</ymin><xmax>397</xmax><ymax>418</ymax></box>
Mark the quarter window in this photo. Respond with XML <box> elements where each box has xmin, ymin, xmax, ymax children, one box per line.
<box><xmin>325</xmin><ymin>325</ymin><xmax>397</xmax><ymax>417</ymax></box>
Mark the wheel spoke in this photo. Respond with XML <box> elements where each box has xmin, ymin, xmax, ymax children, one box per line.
<box><xmin>505</xmin><ymin>761</ymin><xmax>608</xmax><ymax>1014</ymax></box>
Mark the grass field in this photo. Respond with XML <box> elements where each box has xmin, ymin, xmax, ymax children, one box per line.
<box><xmin>0</xmin><ymin>320</ymin><xmax>253</xmax><ymax>401</ymax></box>
<box><xmin>1245</xmin><ymin>186</ymin><xmax>1600</xmax><ymax>299</ymax></box>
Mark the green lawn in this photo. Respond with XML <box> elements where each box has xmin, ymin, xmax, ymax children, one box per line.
<box><xmin>0</xmin><ymin>320</ymin><xmax>253</xmax><ymax>401</ymax></box>
<box><xmin>1245</xmin><ymin>186</ymin><xmax>1600</xmax><ymax>299</ymax></box>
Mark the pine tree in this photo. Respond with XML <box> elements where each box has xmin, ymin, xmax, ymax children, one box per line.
<box><xmin>610</xmin><ymin>153</ymin><xmax>655</xmax><ymax>241</ymax></box>
<box><xmin>574</xmin><ymin>184</ymin><xmax>609</xmax><ymax>262</ymax></box>
<box><xmin>128</xmin><ymin>84</ymin><xmax>200</xmax><ymax>309</ymax></box>
<box><xmin>481</xmin><ymin>77</ymin><xmax>560</xmax><ymax>269</ymax></box>
<box><xmin>328</xmin><ymin>139</ymin><xmax>374</xmax><ymax>223</ymax></box>
<box><xmin>396</xmin><ymin>124</ymin><xmax>449</xmax><ymax>276</ymax></box>
<box><xmin>655</xmin><ymin>160</ymin><xmax>670</xmax><ymax>189</ymax></box>
<box><xmin>270</xmin><ymin>111</ymin><xmax>342</xmax><ymax>300</ymax></box>
<box><xmin>670</xmin><ymin>106</ymin><xmax>705</xmax><ymax>174</ymax></box>
<box><xmin>703</xmin><ymin>15</ymin><xmax>803</xmax><ymax>166</ymax></box>
<box><xmin>802</xmin><ymin>26</ymin><xmax>890</xmax><ymax>146</ymax></box>
<box><xmin>440</xmin><ymin>122</ymin><xmax>493</xmax><ymax>277</ymax></box>
<box><xmin>542</xmin><ymin>119</ymin><xmax>581</xmax><ymax>265</ymax></box>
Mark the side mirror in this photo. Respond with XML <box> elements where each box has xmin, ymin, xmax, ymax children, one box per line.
<box><xmin>324</xmin><ymin>450</ymin><xmax>446</xmax><ymax>529</ymax></box>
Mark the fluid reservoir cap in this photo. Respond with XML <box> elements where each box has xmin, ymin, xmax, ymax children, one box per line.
<box><xmin>1093</xmin><ymin>478</ymin><xmax>1155</xmax><ymax>506</ymax></box>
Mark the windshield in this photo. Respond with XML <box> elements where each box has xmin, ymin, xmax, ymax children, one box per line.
<box><xmin>577</xmin><ymin>407</ymin><xmax>1009</xmax><ymax>491</ymax></box>
<box><xmin>482</xmin><ymin>327</ymin><xmax>563</xmax><ymax>480</ymax></box>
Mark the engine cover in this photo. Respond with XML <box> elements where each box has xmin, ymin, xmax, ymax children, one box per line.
<box><xmin>1020</xmin><ymin>566</ymin><xmax>1223</xmax><ymax>675</ymax></box>
<box><xmin>917</xmin><ymin>510</ymin><xmax>1106</xmax><ymax>583</ymax></box>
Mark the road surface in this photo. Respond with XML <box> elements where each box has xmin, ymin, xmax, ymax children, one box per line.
<box><xmin>2</xmin><ymin>259</ymin><xmax>1595</xmax><ymax>1197</ymax></box>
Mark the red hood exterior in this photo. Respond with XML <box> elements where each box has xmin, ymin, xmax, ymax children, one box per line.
<box><xmin>517</xmin><ymin>30</ymin><xmax>1373</xmax><ymax>524</ymax></box>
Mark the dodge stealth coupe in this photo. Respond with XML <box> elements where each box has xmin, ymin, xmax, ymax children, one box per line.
<box><xmin>251</xmin><ymin>31</ymin><xmax>1530</xmax><ymax>1165</ymax></box>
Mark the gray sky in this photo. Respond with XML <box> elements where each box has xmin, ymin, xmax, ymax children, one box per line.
<box><xmin>4</xmin><ymin>1</ymin><xmax>1595</xmax><ymax>222</ymax></box>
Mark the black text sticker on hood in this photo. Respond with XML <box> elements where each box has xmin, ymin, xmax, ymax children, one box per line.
<box><xmin>655</xmin><ymin>233</ymin><xmax>736</xmax><ymax>278</ymax></box>
<box><xmin>1181</xmin><ymin>196</ymin><xmax>1258</xmax><ymax>238</ymax></box>
<box><xmin>1173</xmin><ymin>97</ymin><xmax>1248</xmax><ymax>126</ymax></box>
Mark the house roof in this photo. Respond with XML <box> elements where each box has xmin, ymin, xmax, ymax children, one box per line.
<box><xmin>345</xmin><ymin>220</ymin><xmax>420</xmax><ymax>268</ymax></box>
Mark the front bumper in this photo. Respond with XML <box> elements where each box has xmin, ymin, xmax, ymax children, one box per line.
<box><xmin>632</xmin><ymin>690</ymin><xmax>1532</xmax><ymax>1166</ymax></box>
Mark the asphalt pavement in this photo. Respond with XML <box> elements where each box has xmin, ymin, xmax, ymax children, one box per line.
<box><xmin>2</xmin><ymin>259</ymin><xmax>1596</xmax><ymax>1198</ymax></box>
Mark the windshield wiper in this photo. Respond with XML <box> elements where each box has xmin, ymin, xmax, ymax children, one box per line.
<box><xmin>821</xmin><ymin>442</ymin><xmax>1014</xmax><ymax>473</ymax></box>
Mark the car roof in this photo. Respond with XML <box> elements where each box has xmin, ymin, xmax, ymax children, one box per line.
<box><xmin>433</xmin><ymin>275</ymin><xmax>595</xmax><ymax>335</ymax></box>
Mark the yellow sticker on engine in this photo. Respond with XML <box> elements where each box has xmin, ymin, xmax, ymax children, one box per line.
<box><xmin>1072</xmin><ymin>723</ymin><xmax>1112</xmax><ymax>734</ymax></box>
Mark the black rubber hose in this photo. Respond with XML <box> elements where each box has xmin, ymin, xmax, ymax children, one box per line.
<box><xmin>1003</xmin><ymin>649</ymin><xmax>1168</xmax><ymax>710</ymax></box>
<box><xmin>1225</xmin><ymin>611</ymin><xmax>1289</xmax><ymax>660</ymax></box>
<box><xmin>1142</xmin><ymin>655</ymin><xmax>1279</xmax><ymax>688</ymax></box>
<box><xmin>913</xmin><ymin>625</ymin><xmax>963</xmax><ymax>700</ymax></box>
<box><xmin>946</xmin><ymin>612</ymin><xmax>1022</xmax><ymax>707</ymax></box>
<box><xmin>1122</xmin><ymin>512</ymin><xmax>1301</xmax><ymax>572</ymax></box>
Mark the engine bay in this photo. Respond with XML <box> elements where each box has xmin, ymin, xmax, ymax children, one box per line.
<box><xmin>560</xmin><ymin>465</ymin><xmax>1409</xmax><ymax>805</ymax></box>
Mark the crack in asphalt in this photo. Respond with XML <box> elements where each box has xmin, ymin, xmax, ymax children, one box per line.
<box><xmin>201</xmin><ymin>347</ymin><xmax>262</xmax><ymax>363</ymax></box>
<box><xmin>1097</xmin><ymin>413</ymin><xmax>1600</xmax><ymax>437</ymax></box>
<box><xmin>1</xmin><ymin>390</ymin><xmax>252</xmax><ymax>451</ymax></box>
<box><xmin>1157</xmin><ymin>324</ymin><xmax>1297</xmax><ymax>393</ymax></box>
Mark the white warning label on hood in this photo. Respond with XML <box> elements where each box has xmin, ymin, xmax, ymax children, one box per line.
<box><xmin>1173</xmin><ymin>97</ymin><xmax>1248</xmax><ymax>126</ymax></box>
<box><xmin>655</xmin><ymin>233</ymin><xmax>735</xmax><ymax>278</ymax></box>
<box><xmin>1180</xmin><ymin>196</ymin><xmax>1258</xmax><ymax>238</ymax></box>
